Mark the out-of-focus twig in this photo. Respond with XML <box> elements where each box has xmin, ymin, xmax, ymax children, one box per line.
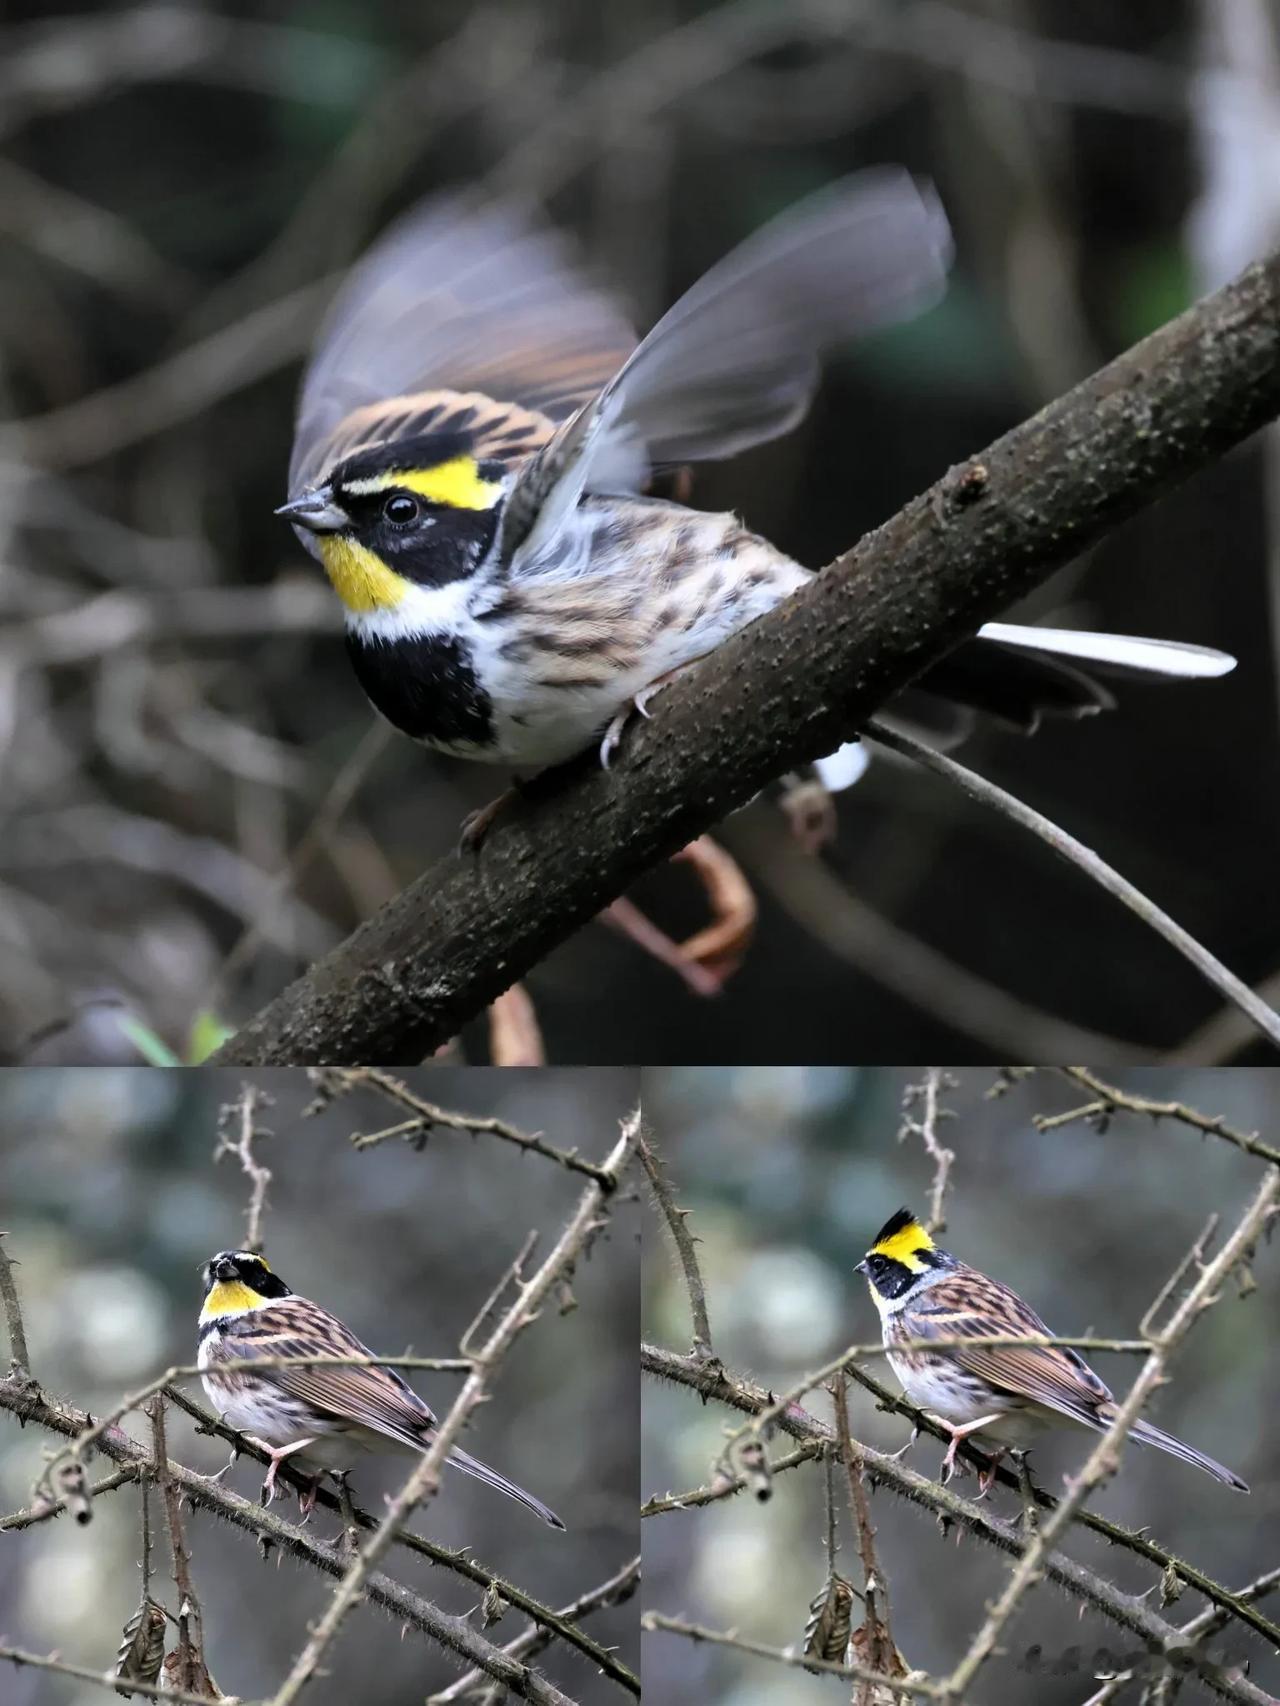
<box><xmin>865</xmin><ymin>723</ymin><xmax>1280</xmax><ymax>1055</ymax></box>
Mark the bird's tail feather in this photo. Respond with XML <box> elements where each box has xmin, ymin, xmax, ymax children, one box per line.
<box><xmin>446</xmin><ymin>1443</ymin><xmax>566</xmax><ymax>1528</ymax></box>
<box><xmin>1129</xmin><ymin>1417</ymin><xmax>1249</xmax><ymax>1492</ymax></box>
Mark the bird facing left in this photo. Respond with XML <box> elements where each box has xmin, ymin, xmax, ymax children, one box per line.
<box><xmin>196</xmin><ymin>1249</ymin><xmax>564</xmax><ymax>1527</ymax></box>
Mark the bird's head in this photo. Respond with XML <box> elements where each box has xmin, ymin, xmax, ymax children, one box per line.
<box><xmin>199</xmin><ymin>1249</ymin><xmax>291</xmax><ymax>1320</ymax></box>
<box><xmin>277</xmin><ymin>432</ymin><xmax>507</xmax><ymax>613</ymax></box>
<box><xmin>856</xmin><ymin>1207</ymin><xmax>949</xmax><ymax>1306</ymax></box>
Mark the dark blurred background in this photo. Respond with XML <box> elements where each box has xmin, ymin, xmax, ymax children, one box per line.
<box><xmin>0</xmin><ymin>1065</ymin><xmax>639</xmax><ymax>1704</ymax></box>
<box><xmin>1</xmin><ymin>0</ymin><xmax>1278</xmax><ymax>1065</ymax></box>
<box><xmin>641</xmin><ymin>1065</ymin><xmax>1279</xmax><ymax>1704</ymax></box>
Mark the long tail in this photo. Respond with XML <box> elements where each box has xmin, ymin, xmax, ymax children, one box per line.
<box><xmin>446</xmin><ymin>1443</ymin><xmax>566</xmax><ymax>1528</ymax></box>
<box><xmin>1129</xmin><ymin>1417</ymin><xmax>1249</xmax><ymax>1492</ymax></box>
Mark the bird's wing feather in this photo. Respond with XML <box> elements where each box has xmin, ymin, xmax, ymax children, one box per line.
<box><xmin>223</xmin><ymin>1299</ymin><xmax>436</xmax><ymax>1452</ymax></box>
<box><xmin>507</xmin><ymin>167</ymin><xmax>951</xmax><ymax>564</ymax></box>
<box><xmin>289</xmin><ymin>195</ymin><xmax>637</xmax><ymax>495</ymax></box>
<box><xmin>912</xmin><ymin>1270</ymin><xmax>1114</xmax><ymax>1429</ymax></box>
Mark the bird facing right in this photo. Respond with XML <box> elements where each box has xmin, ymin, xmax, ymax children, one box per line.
<box><xmin>858</xmin><ymin>1208</ymin><xmax>1248</xmax><ymax>1495</ymax></box>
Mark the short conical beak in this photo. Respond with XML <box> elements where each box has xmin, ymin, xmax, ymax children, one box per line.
<box><xmin>214</xmin><ymin>1258</ymin><xmax>238</xmax><ymax>1282</ymax></box>
<box><xmin>275</xmin><ymin>486</ymin><xmax>348</xmax><ymax>533</ymax></box>
<box><xmin>854</xmin><ymin>1259</ymin><xmax>869</xmax><ymax>1276</ymax></box>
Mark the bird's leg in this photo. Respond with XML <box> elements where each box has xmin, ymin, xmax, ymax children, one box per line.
<box><xmin>1011</xmin><ymin>1451</ymin><xmax>1039</xmax><ymax>1529</ymax></box>
<box><xmin>938</xmin><ymin>1415</ymin><xmax>1006</xmax><ymax>1484</ymax></box>
<box><xmin>975</xmin><ymin>1449</ymin><xmax>1007</xmax><ymax>1499</ymax></box>
<box><xmin>259</xmin><ymin>1439</ymin><xmax>317</xmax><ymax>1507</ymax></box>
<box><xmin>457</xmin><ymin>785</ymin><xmax>520</xmax><ymax>855</ymax></box>
<box><xmin>297</xmin><ymin>1471</ymin><xmax>325</xmax><ymax>1523</ymax></box>
<box><xmin>335</xmin><ymin>1473</ymin><xmax>361</xmax><ymax>1558</ymax></box>
<box><xmin>598</xmin><ymin>655</ymin><xmax>711</xmax><ymax>769</ymax></box>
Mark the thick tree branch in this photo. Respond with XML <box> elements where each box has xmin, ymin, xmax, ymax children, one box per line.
<box><xmin>213</xmin><ymin>244</ymin><xmax>1280</xmax><ymax>1065</ymax></box>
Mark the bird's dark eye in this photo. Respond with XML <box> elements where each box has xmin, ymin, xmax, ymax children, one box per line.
<box><xmin>383</xmin><ymin>494</ymin><xmax>420</xmax><ymax>525</ymax></box>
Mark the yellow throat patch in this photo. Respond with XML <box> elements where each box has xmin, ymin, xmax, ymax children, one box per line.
<box><xmin>871</xmin><ymin>1216</ymin><xmax>935</xmax><ymax>1270</ymax></box>
<box><xmin>200</xmin><ymin>1280</ymin><xmax>267</xmax><ymax>1321</ymax></box>
<box><xmin>316</xmin><ymin>535</ymin><xmax>411</xmax><ymax>615</ymax></box>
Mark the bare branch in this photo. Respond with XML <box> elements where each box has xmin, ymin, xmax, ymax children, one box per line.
<box><xmin>0</xmin><ymin>1642</ymin><xmax>230</xmax><ymax>1706</ymax></box>
<box><xmin>1038</xmin><ymin>1067</ymin><xmax>1280</xmax><ymax>1167</ymax></box>
<box><xmin>0</xmin><ymin>1231</ymin><xmax>30</xmax><ymax>1373</ymax></box>
<box><xmin>213</xmin><ymin>1084</ymin><xmax>273</xmax><ymax>1253</ymax></box>
<box><xmin>896</xmin><ymin>1069</ymin><xmax>957</xmax><ymax>1233</ymax></box>
<box><xmin>641</xmin><ymin>1612</ymin><xmax>941</xmax><ymax>1698</ymax></box>
<box><xmin>641</xmin><ymin>1443</ymin><xmax>824</xmax><ymax>1517</ymax></box>
<box><xmin>427</xmin><ymin>1555</ymin><xmax>642</xmax><ymax>1705</ymax></box>
<box><xmin>150</xmin><ymin>1396</ymin><xmax>214</xmax><ymax>1699</ymax></box>
<box><xmin>639</xmin><ymin>1124</ymin><xmax>715</xmax><ymax>1360</ymax></box>
<box><xmin>310</xmin><ymin>1067</ymin><xmax>617</xmax><ymax>1183</ymax></box>
<box><xmin>833</xmin><ymin>1377</ymin><xmax>901</xmax><ymax>1703</ymax></box>
<box><xmin>864</xmin><ymin>724</ymin><xmax>1280</xmax><ymax>1055</ymax></box>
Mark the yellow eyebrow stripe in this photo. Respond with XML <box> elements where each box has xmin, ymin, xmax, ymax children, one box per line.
<box><xmin>343</xmin><ymin>456</ymin><xmax>503</xmax><ymax>511</ymax></box>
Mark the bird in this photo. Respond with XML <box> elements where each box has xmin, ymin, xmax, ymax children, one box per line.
<box><xmin>857</xmin><ymin>1208</ymin><xmax>1248</xmax><ymax>1494</ymax></box>
<box><xmin>196</xmin><ymin>1249</ymin><xmax>564</xmax><ymax>1527</ymax></box>
<box><xmin>275</xmin><ymin>170</ymin><xmax>1235</xmax><ymax>842</ymax></box>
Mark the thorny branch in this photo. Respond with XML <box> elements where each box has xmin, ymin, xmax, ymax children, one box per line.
<box><xmin>211</xmin><ymin>240</ymin><xmax>1280</xmax><ymax>1065</ymax></box>
<box><xmin>0</xmin><ymin>1230</ymin><xmax>31</xmax><ymax>1373</ymax></box>
<box><xmin>213</xmin><ymin>1083</ymin><xmax>274</xmax><ymax>1252</ymax></box>
<box><xmin>639</xmin><ymin>1123</ymin><xmax>715</xmax><ymax>1361</ymax></box>
<box><xmin>307</xmin><ymin>1066</ymin><xmax>617</xmax><ymax>1183</ymax></box>
<box><xmin>864</xmin><ymin>724</ymin><xmax>1280</xmax><ymax>1053</ymax></box>
<box><xmin>833</xmin><ymin>1377</ymin><xmax>903</xmax><ymax>1704</ymax></box>
<box><xmin>1038</xmin><ymin>1066</ymin><xmax>1280</xmax><ymax>1168</ymax></box>
<box><xmin>150</xmin><ymin>1395</ymin><xmax>214</xmax><ymax>1699</ymax></box>
<box><xmin>427</xmin><ymin>1555</ymin><xmax>642</xmax><ymax>1705</ymax></box>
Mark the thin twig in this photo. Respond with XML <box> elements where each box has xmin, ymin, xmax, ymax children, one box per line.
<box><xmin>834</xmin><ymin>1376</ymin><xmax>901</xmax><ymax>1704</ymax></box>
<box><xmin>865</xmin><ymin>723</ymin><xmax>1280</xmax><ymax>1054</ymax></box>
<box><xmin>0</xmin><ymin>1231</ymin><xmax>31</xmax><ymax>1373</ymax></box>
<box><xmin>897</xmin><ymin>1069</ymin><xmax>957</xmax><ymax>1232</ymax></box>
<box><xmin>213</xmin><ymin>1083</ymin><xmax>273</xmax><ymax>1252</ymax></box>
<box><xmin>0</xmin><ymin>1643</ymin><xmax>229</xmax><ymax>1706</ymax></box>
<box><xmin>641</xmin><ymin>1612</ymin><xmax>942</xmax><ymax>1698</ymax></box>
<box><xmin>641</xmin><ymin>1443</ymin><xmax>824</xmax><ymax>1516</ymax></box>
<box><xmin>0</xmin><ymin>1465</ymin><xmax>138</xmax><ymax>1531</ymax></box>
<box><xmin>638</xmin><ymin>1124</ymin><xmax>715</xmax><ymax>1360</ymax></box>
<box><xmin>310</xmin><ymin>1067</ymin><xmax>617</xmax><ymax>1183</ymax></box>
<box><xmin>1038</xmin><ymin>1067</ymin><xmax>1280</xmax><ymax>1167</ymax></box>
<box><xmin>1078</xmin><ymin>1566</ymin><xmax>1280</xmax><ymax>1706</ymax></box>
<box><xmin>427</xmin><ymin>1556</ymin><xmax>642</xmax><ymax>1704</ymax></box>
<box><xmin>150</xmin><ymin>1395</ymin><xmax>213</xmax><ymax>1699</ymax></box>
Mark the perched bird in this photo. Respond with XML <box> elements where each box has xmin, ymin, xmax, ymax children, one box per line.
<box><xmin>276</xmin><ymin>171</ymin><xmax>1235</xmax><ymax>838</ymax></box>
<box><xmin>858</xmin><ymin>1208</ymin><xmax>1248</xmax><ymax>1494</ymax></box>
<box><xmin>196</xmin><ymin>1250</ymin><xmax>564</xmax><ymax>1527</ymax></box>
